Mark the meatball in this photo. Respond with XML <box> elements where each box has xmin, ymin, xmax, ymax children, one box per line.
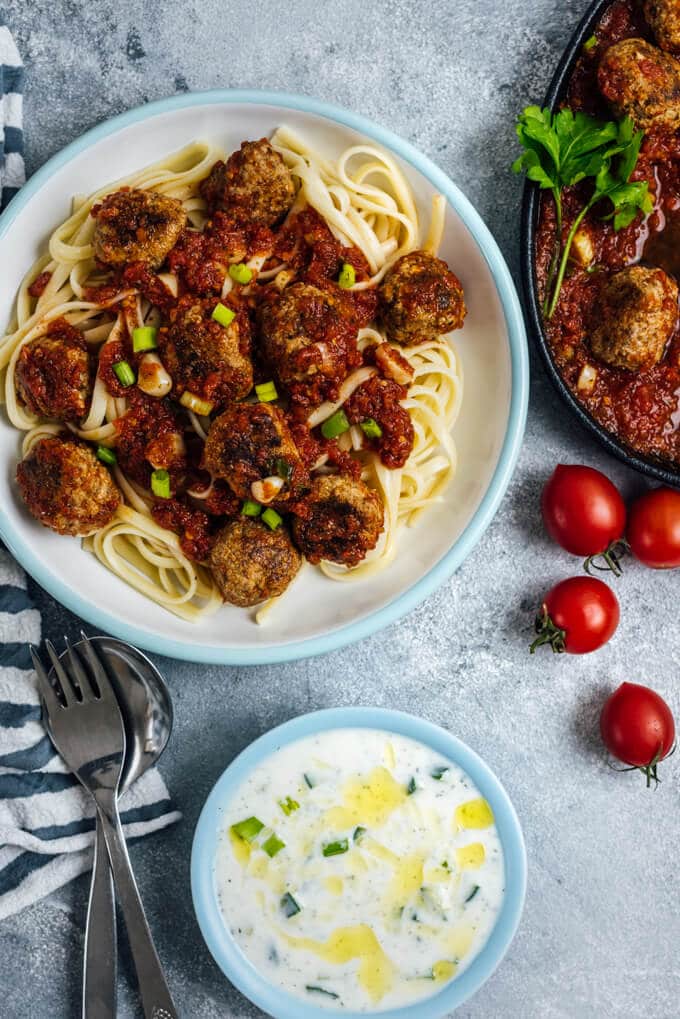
<box><xmin>92</xmin><ymin>188</ymin><xmax>185</xmax><ymax>268</ymax></box>
<box><xmin>203</xmin><ymin>402</ymin><xmax>308</xmax><ymax>504</ymax></box>
<box><xmin>644</xmin><ymin>1</ymin><xmax>680</xmax><ymax>54</ymax></box>
<box><xmin>291</xmin><ymin>475</ymin><xmax>383</xmax><ymax>567</ymax></box>
<box><xmin>378</xmin><ymin>250</ymin><xmax>467</xmax><ymax>346</ymax></box>
<box><xmin>209</xmin><ymin>516</ymin><xmax>301</xmax><ymax>607</ymax></box>
<box><xmin>16</xmin><ymin>319</ymin><xmax>91</xmax><ymax>422</ymax></box>
<box><xmin>114</xmin><ymin>391</ymin><xmax>187</xmax><ymax>490</ymax></box>
<box><xmin>16</xmin><ymin>435</ymin><xmax>120</xmax><ymax>536</ymax></box>
<box><xmin>598</xmin><ymin>38</ymin><xmax>680</xmax><ymax>132</ymax></box>
<box><xmin>589</xmin><ymin>265</ymin><xmax>678</xmax><ymax>372</ymax></box>
<box><xmin>200</xmin><ymin>139</ymin><xmax>296</xmax><ymax>227</ymax></box>
<box><xmin>258</xmin><ymin>283</ymin><xmax>359</xmax><ymax>386</ymax></box>
<box><xmin>159</xmin><ymin>296</ymin><xmax>253</xmax><ymax>409</ymax></box>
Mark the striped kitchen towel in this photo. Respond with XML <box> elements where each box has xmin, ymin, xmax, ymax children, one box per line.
<box><xmin>0</xmin><ymin>549</ymin><xmax>181</xmax><ymax>920</ymax></box>
<box><xmin>0</xmin><ymin>13</ymin><xmax>24</xmax><ymax>210</ymax></box>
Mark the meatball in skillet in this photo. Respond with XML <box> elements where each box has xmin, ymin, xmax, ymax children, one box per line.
<box><xmin>16</xmin><ymin>319</ymin><xmax>91</xmax><ymax>423</ymax></box>
<box><xmin>644</xmin><ymin>1</ymin><xmax>680</xmax><ymax>54</ymax></box>
<box><xmin>159</xmin><ymin>296</ymin><xmax>253</xmax><ymax>410</ymax></box>
<box><xmin>291</xmin><ymin>475</ymin><xmax>383</xmax><ymax>567</ymax></box>
<box><xmin>203</xmin><ymin>402</ymin><xmax>308</xmax><ymax>505</ymax></box>
<box><xmin>200</xmin><ymin>139</ymin><xmax>296</xmax><ymax>227</ymax></box>
<box><xmin>378</xmin><ymin>250</ymin><xmax>466</xmax><ymax>346</ymax></box>
<box><xmin>16</xmin><ymin>435</ymin><xmax>120</xmax><ymax>536</ymax></box>
<box><xmin>598</xmin><ymin>38</ymin><xmax>680</xmax><ymax>132</ymax></box>
<box><xmin>589</xmin><ymin>265</ymin><xmax>678</xmax><ymax>372</ymax></box>
<box><xmin>92</xmin><ymin>188</ymin><xmax>186</xmax><ymax>269</ymax></box>
<box><xmin>209</xmin><ymin>516</ymin><xmax>302</xmax><ymax>607</ymax></box>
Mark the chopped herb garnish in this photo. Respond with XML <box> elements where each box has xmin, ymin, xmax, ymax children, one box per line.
<box><xmin>275</xmin><ymin>457</ymin><xmax>292</xmax><ymax>481</ymax></box>
<box><xmin>255</xmin><ymin>380</ymin><xmax>278</xmax><ymax>403</ymax></box>
<box><xmin>262</xmin><ymin>833</ymin><xmax>286</xmax><ymax>857</ymax></box>
<box><xmin>441</xmin><ymin>860</ymin><xmax>450</xmax><ymax>870</ymax></box>
<box><xmin>241</xmin><ymin>499</ymin><xmax>262</xmax><ymax>517</ymax></box>
<box><xmin>212</xmin><ymin>302</ymin><xmax>236</xmax><ymax>327</ymax></box>
<box><xmin>306</xmin><ymin>985</ymin><xmax>339</xmax><ymax>1000</ymax></box>
<box><xmin>465</xmin><ymin>884</ymin><xmax>480</xmax><ymax>903</ymax></box>
<box><xmin>407</xmin><ymin>776</ymin><xmax>417</xmax><ymax>795</ymax></box>
<box><xmin>280</xmin><ymin>892</ymin><xmax>301</xmax><ymax>917</ymax></box>
<box><xmin>431</xmin><ymin>765</ymin><xmax>449</xmax><ymax>780</ymax></box>
<box><xmin>231</xmin><ymin>816</ymin><xmax>264</xmax><ymax>842</ymax></box>
<box><xmin>262</xmin><ymin>507</ymin><xmax>282</xmax><ymax>531</ymax></box>
<box><xmin>279</xmin><ymin>796</ymin><xmax>300</xmax><ymax>816</ymax></box>
<box><xmin>353</xmin><ymin>826</ymin><xmax>367</xmax><ymax>843</ymax></box>
<box><xmin>337</xmin><ymin>262</ymin><xmax>356</xmax><ymax>289</ymax></box>
<box><xmin>583</xmin><ymin>34</ymin><xmax>598</xmax><ymax>51</ymax></box>
<box><xmin>303</xmin><ymin>773</ymin><xmax>315</xmax><ymax>789</ymax></box>
<box><xmin>360</xmin><ymin>417</ymin><xmax>382</xmax><ymax>439</ymax></box>
<box><xmin>113</xmin><ymin>360</ymin><xmax>135</xmax><ymax>387</ymax></box>
<box><xmin>96</xmin><ymin>445</ymin><xmax>117</xmax><ymax>466</ymax></box>
<box><xmin>321</xmin><ymin>408</ymin><xmax>350</xmax><ymax>440</ymax></box>
<box><xmin>229</xmin><ymin>262</ymin><xmax>253</xmax><ymax>285</ymax></box>
<box><xmin>322</xmin><ymin>838</ymin><xmax>349</xmax><ymax>857</ymax></box>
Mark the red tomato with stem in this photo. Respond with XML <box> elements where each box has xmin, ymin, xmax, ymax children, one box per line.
<box><xmin>541</xmin><ymin>465</ymin><xmax>626</xmax><ymax>572</ymax></box>
<box><xmin>627</xmin><ymin>487</ymin><xmax>680</xmax><ymax>569</ymax></box>
<box><xmin>530</xmin><ymin>576</ymin><xmax>619</xmax><ymax>654</ymax></box>
<box><xmin>600</xmin><ymin>682</ymin><xmax>675</xmax><ymax>787</ymax></box>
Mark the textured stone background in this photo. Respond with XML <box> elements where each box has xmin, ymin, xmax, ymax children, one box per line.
<box><xmin>2</xmin><ymin>1</ymin><xmax>679</xmax><ymax>1017</ymax></box>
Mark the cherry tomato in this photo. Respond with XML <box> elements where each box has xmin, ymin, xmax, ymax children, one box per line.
<box><xmin>541</xmin><ymin>464</ymin><xmax>626</xmax><ymax>562</ymax></box>
<box><xmin>627</xmin><ymin>487</ymin><xmax>680</xmax><ymax>569</ymax></box>
<box><xmin>530</xmin><ymin>576</ymin><xmax>619</xmax><ymax>654</ymax></box>
<box><xmin>600</xmin><ymin>682</ymin><xmax>675</xmax><ymax>787</ymax></box>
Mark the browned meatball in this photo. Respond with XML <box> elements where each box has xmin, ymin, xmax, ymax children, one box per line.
<box><xmin>258</xmin><ymin>283</ymin><xmax>359</xmax><ymax>385</ymax></box>
<box><xmin>598</xmin><ymin>38</ymin><xmax>680</xmax><ymax>132</ymax></box>
<box><xmin>291</xmin><ymin>475</ymin><xmax>383</xmax><ymax>567</ymax></box>
<box><xmin>159</xmin><ymin>296</ymin><xmax>253</xmax><ymax>410</ymax></box>
<box><xmin>203</xmin><ymin>402</ymin><xmax>308</xmax><ymax>504</ymax></box>
<box><xmin>589</xmin><ymin>265</ymin><xmax>678</xmax><ymax>372</ymax></box>
<box><xmin>92</xmin><ymin>188</ymin><xmax>185</xmax><ymax>268</ymax></box>
<box><xmin>114</xmin><ymin>391</ymin><xmax>186</xmax><ymax>491</ymax></box>
<box><xmin>16</xmin><ymin>436</ymin><xmax>120</xmax><ymax>536</ymax></box>
<box><xmin>644</xmin><ymin>1</ymin><xmax>680</xmax><ymax>54</ymax></box>
<box><xmin>200</xmin><ymin>139</ymin><xmax>296</xmax><ymax>226</ymax></box>
<box><xmin>209</xmin><ymin>516</ymin><xmax>301</xmax><ymax>607</ymax></box>
<box><xmin>378</xmin><ymin>250</ymin><xmax>466</xmax><ymax>346</ymax></box>
<box><xmin>16</xmin><ymin>319</ymin><xmax>91</xmax><ymax>422</ymax></box>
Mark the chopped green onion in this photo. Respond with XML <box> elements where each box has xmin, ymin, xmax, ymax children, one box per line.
<box><xmin>353</xmin><ymin>826</ymin><xmax>366</xmax><ymax>844</ymax></box>
<box><xmin>441</xmin><ymin>860</ymin><xmax>450</xmax><ymax>870</ymax></box>
<box><xmin>229</xmin><ymin>262</ymin><xmax>253</xmax><ymax>284</ymax></box>
<box><xmin>276</xmin><ymin>457</ymin><xmax>292</xmax><ymax>481</ymax></box>
<box><xmin>255</xmin><ymin>380</ymin><xmax>278</xmax><ymax>403</ymax></box>
<box><xmin>431</xmin><ymin>765</ymin><xmax>449</xmax><ymax>780</ymax></box>
<box><xmin>280</xmin><ymin>892</ymin><xmax>300</xmax><ymax>917</ymax></box>
<box><xmin>132</xmin><ymin>325</ymin><xmax>158</xmax><ymax>352</ymax></box>
<box><xmin>338</xmin><ymin>262</ymin><xmax>356</xmax><ymax>289</ymax></box>
<box><xmin>113</xmin><ymin>360</ymin><xmax>135</xmax><ymax>387</ymax></box>
<box><xmin>241</xmin><ymin>500</ymin><xmax>262</xmax><ymax>517</ymax></box>
<box><xmin>231</xmin><ymin>816</ymin><xmax>264</xmax><ymax>842</ymax></box>
<box><xmin>321</xmin><ymin>409</ymin><xmax>350</xmax><ymax>440</ymax></box>
<box><xmin>465</xmin><ymin>884</ymin><xmax>480</xmax><ymax>903</ymax></box>
<box><xmin>212</xmin><ymin>302</ymin><xmax>236</xmax><ymax>327</ymax></box>
<box><xmin>179</xmin><ymin>390</ymin><xmax>214</xmax><ymax>416</ymax></box>
<box><xmin>360</xmin><ymin>417</ymin><xmax>382</xmax><ymax>439</ymax></box>
<box><xmin>279</xmin><ymin>796</ymin><xmax>300</xmax><ymax>816</ymax></box>
<box><xmin>306</xmin><ymin>986</ymin><xmax>339</xmax><ymax>1000</ymax></box>
<box><xmin>322</xmin><ymin>838</ymin><xmax>349</xmax><ymax>857</ymax></box>
<box><xmin>96</xmin><ymin>445</ymin><xmax>117</xmax><ymax>466</ymax></box>
<box><xmin>151</xmin><ymin>469</ymin><xmax>171</xmax><ymax>499</ymax></box>
<box><xmin>583</xmin><ymin>34</ymin><xmax>598</xmax><ymax>51</ymax></box>
<box><xmin>262</xmin><ymin>508</ymin><xmax>282</xmax><ymax>530</ymax></box>
<box><xmin>303</xmin><ymin>773</ymin><xmax>315</xmax><ymax>789</ymax></box>
<box><xmin>407</xmin><ymin>777</ymin><xmax>417</xmax><ymax>795</ymax></box>
<box><xmin>263</xmin><ymin>833</ymin><xmax>286</xmax><ymax>857</ymax></box>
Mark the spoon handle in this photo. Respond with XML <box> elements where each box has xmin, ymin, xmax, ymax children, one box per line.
<box><xmin>96</xmin><ymin>797</ymin><xmax>179</xmax><ymax>1019</ymax></box>
<box><xmin>82</xmin><ymin>818</ymin><xmax>117</xmax><ymax>1019</ymax></box>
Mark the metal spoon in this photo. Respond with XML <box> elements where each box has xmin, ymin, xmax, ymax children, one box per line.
<box><xmin>50</xmin><ymin>636</ymin><xmax>173</xmax><ymax>1019</ymax></box>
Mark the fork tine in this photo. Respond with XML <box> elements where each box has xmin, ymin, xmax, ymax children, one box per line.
<box><xmin>63</xmin><ymin>636</ymin><xmax>96</xmax><ymax>701</ymax></box>
<box><xmin>78</xmin><ymin>633</ymin><xmax>116</xmax><ymax>703</ymax></box>
<box><xmin>30</xmin><ymin>645</ymin><xmax>63</xmax><ymax>717</ymax></box>
<box><xmin>45</xmin><ymin>639</ymin><xmax>80</xmax><ymax>706</ymax></box>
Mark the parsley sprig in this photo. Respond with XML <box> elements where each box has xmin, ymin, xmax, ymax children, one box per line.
<box><xmin>512</xmin><ymin>106</ymin><xmax>653</xmax><ymax>317</ymax></box>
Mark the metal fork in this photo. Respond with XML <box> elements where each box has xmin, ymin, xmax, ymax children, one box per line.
<box><xmin>32</xmin><ymin>636</ymin><xmax>178</xmax><ymax>1019</ymax></box>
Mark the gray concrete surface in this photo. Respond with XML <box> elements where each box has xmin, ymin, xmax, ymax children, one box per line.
<box><xmin>2</xmin><ymin>1</ymin><xmax>679</xmax><ymax>1016</ymax></box>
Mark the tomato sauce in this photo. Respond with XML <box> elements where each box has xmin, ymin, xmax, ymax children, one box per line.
<box><xmin>536</xmin><ymin>0</ymin><xmax>680</xmax><ymax>464</ymax></box>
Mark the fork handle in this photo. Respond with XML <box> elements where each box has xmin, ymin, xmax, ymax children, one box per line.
<box><xmin>96</xmin><ymin>801</ymin><xmax>179</xmax><ymax>1019</ymax></box>
<box><xmin>83</xmin><ymin>818</ymin><xmax>117</xmax><ymax>1019</ymax></box>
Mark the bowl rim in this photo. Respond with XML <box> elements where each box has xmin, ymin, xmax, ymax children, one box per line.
<box><xmin>190</xmin><ymin>706</ymin><xmax>527</xmax><ymax>1019</ymax></box>
<box><xmin>519</xmin><ymin>0</ymin><xmax>680</xmax><ymax>487</ymax></box>
<box><xmin>0</xmin><ymin>88</ymin><xmax>529</xmax><ymax>665</ymax></box>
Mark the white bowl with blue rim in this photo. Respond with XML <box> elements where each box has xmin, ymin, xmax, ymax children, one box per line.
<box><xmin>191</xmin><ymin>706</ymin><xmax>527</xmax><ymax>1018</ymax></box>
<box><xmin>0</xmin><ymin>90</ymin><xmax>528</xmax><ymax>665</ymax></box>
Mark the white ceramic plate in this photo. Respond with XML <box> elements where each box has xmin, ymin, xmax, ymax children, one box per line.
<box><xmin>0</xmin><ymin>90</ymin><xmax>528</xmax><ymax>664</ymax></box>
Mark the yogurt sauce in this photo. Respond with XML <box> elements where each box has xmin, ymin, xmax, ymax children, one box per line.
<box><xmin>214</xmin><ymin>728</ymin><xmax>505</xmax><ymax>1012</ymax></box>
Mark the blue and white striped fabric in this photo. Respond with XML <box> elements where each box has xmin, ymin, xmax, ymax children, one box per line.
<box><xmin>0</xmin><ymin>13</ymin><xmax>24</xmax><ymax>211</ymax></box>
<box><xmin>0</xmin><ymin>549</ymin><xmax>181</xmax><ymax>920</ymax></box>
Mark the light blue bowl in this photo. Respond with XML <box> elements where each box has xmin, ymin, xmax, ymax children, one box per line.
<box><xmin>191</xmin><ymin>707</ymin><xmax>527</xmax><ymax>1018</ymax></box>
